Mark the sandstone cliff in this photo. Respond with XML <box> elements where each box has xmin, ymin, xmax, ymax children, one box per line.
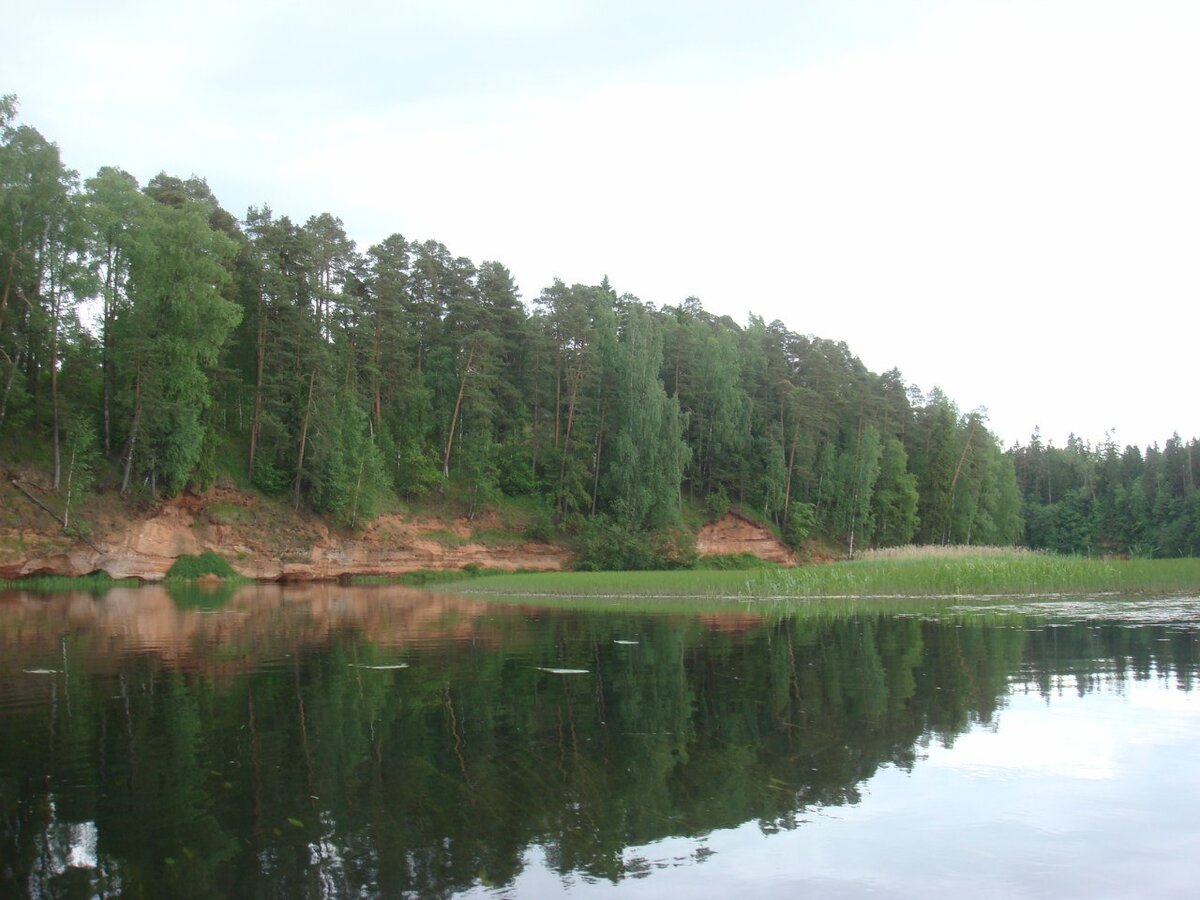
<box><xmin>1</xmin><ymin>479</ymin><xmax>571</xmax><ymax>581</ymax></box>
<box><xmin>2</xmin><ymin>480</ymin><xmax>798</xmax><ymax>581</ymax></box>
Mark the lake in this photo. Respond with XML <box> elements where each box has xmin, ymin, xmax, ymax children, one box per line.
<box><xmin>2</xmin><ymin>584</ymin><xmax>1198</xmax><ymax>898</ymax></box>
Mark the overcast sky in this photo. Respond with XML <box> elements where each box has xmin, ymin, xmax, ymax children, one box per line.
<box><xmin>8</xmin><ymin>0</ymin><xmax>1198</xmax><ymax>450</ymax></box>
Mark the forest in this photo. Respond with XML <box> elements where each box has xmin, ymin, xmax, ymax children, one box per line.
<box><xmin>2</xmin><ymin>96</ymin><xmax>1197</xmax><ymax>563</ymax></box>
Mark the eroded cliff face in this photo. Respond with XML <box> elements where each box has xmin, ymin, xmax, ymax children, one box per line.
<box><xmin>0</xmin><ymin>482</ymin><xmax>571</xmax><ymax>581</ymax></box>
<box><xmin>695</xmin><ymin>513</ymin><xmax>796</xmax><ymax>565</ymax></box>
<box><xmin>1</xmin><ymin>484</ymin><xmax>800</xmax><ymax>581</ymax></box>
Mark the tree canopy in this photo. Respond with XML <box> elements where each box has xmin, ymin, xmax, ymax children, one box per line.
<box><xmin>2</xmin><ymin>96</ymin><xmax>1194</xmax><ymax>559</ymax></box>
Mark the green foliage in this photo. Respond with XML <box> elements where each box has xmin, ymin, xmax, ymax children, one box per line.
<box><xmin>598</xmin><ymin>304</ymin><xmax>690</xmax><ymax>529</ymax></box>
<box><xmin>188</xmin><ymin>425</ymin><xmax>220</xmax><ymax>494</ymax></box>
<box><xmin>696</xmin><ymin>552</ymin><xmax>778</xmax><ymax>570</ymax></box>
<box><xmin>783</xmin><ymin>501</ymin><xmax>817</xmax><ymax>548</ymax></box>
<box><xmin>307</xmin><ymin>388</ymin><xmax>391</xmax><ymax>528</ymax></box>
<box><xmin>1</xmin><ymin>96</ymin><xmax>1189</xmax><ymax>569</ymax></box>
<box><xmin>1013</xmin><ymin>433</ymin><xmax>1197</xmax><ymax>558</ymax></box>
<box><xmin>757</xmin><ymin>553</ymin><xmax>1200</xmax><ymax>598</ymax></box>
<box><xmin>61</xmin><ymin>416</ymin><xmax>99</xmax><ymax>530</ymax></box>
<box><xmin>704</xmin><ymin>485</ymin><xmax>731</xmax><ymax>522</ymax></box>
<box><xmin>871</xmin><ymin>438</ymin><xmax>919</xmax><ymax>547</ymax></box>
<box><xmin>466</xmin><ymin>554</ymin><xmax>1200</xmax><ymax>600</ymax></box>
<box><xmin>166</xmin><ymin>551</ymin><xmax>241</xmax><ymax>581</ymax></box>
<box><xmin>116</xmin><ymin>192</ymin><xmax>241</xmax><ymax>495</ymax></box>
<box><xmin>251</xmin><ymin>458</ymin><xmax>290</xmax><ymax>496</ymax></box>
<box><xmin>575</xmin><ymin>516</ymin><xmax>697</xmax><ymax>571</ymax></box>
<box><xmin>521</xmin><ymin>504</ymin><xmax>555</xmax><ymax>542</ymax></box>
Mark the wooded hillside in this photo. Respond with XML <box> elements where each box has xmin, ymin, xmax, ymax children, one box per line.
<box><xmin>2</xmin><ymin>96</ymin><xmax>1196</xmax><ymax>563</ymax></box>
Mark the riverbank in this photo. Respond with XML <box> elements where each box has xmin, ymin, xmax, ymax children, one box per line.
<box><xmin>0</xmin><ymin>476</ymin><xmax>573</xmax><ymax>581</ymax></box>
<box><xmin>1</xmin><ymin>475</ymin><xmax>801</xmax><ymax>582</ymax></box>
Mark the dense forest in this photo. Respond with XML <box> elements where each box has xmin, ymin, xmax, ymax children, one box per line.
<box><xmin>1</xmin><ymin>97</ymin><xmax>1197</xmax><ymax>561</ymax></box>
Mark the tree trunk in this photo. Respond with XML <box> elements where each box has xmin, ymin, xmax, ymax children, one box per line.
<box><xmin>371</xmin><ymin>320</ymin><xmax>383</xmax><ymax>427</ymax></box>
<box><xmin>590</xmin><ymin>405</ymin><xmax>606</xmax><ymax>516</ymax></box>
<box><xmin>0</xmin><ymin>347</ymin><xmax>22</xmax><ymax>436</ymax></box>
<box><xmin>49</xmin><ymin>271</ymin><xmax>61</xmax><ymax>489</ymax></box>
<box><xmin>945</xmin><ymin>419</ymin><xmax>977</xmax><ymax>542</ymax></box>
<box><xmin>101</xmin><ymin>246</ymin><xmax>117</xmax><ymax>457</ymax></box>
<box><xmin>63</xmin><ymin>439</ymin><xmax>77</xmax><ymax>530</ymax></box>
<box><xmin>120</xmin><ymin>375</ymin><xmax>142</xmax><ymax>495</ymax></box>
<box><xmin>292</xmin><ymin>369</ymin><xmax>316</xmax><ymax>511</ymax></box>
<box><xmin>557</xmin><ymin>362</ymin><xmax>583</xmax><ymax>514</ymax></box>
<box><xmin>247</xmin><ymin>295</ymin><xmax>265</xmax><ymax>480</ymax></box>
<box><xmin>443</xmin><ymin>340</ymin><xmax>476</xmax><ymax>478</ymax></box>
<box><xmin>0</xmin><ymin>249</ymin><xmax>15</xmax><ymax>339</ymax></box>
<box><xmin>553</xmin><ymin>359</ymin><xmax>562</xmax><ymax>450</ymax></box>
<box><xmin>783</xmin><ymin>421</ymin><xmax>799</xmax><ymax>518</ymax></box>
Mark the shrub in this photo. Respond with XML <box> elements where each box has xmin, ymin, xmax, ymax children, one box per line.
<box><xmin>576</xmin><ymin>516</ymin><xmax>697</xmax><ymax>571</ymax></box>
<box><xmin>704</xmin><ymin>487</ymin><xmax>731</xmax><ymax>523</ymax></box>
<box><xmin>784</xmin><ymin>502</ymin><xmax>817</xmax><ymax>548</ymax></box>
<box><xmin>166</xmin><ymin>551</ymin><xmax>240</xmax><ymax>580</ymax></box>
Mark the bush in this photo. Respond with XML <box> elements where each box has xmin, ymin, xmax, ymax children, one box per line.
<box><xmin>704</xmin><ymin>487</ymin><xmax>731</xmax><ymax>522</ymax></box>
<box><xmin>576</xmin><ymin>516</ymin><xmax>697</xmax><ymax>571</ymax></box>
<box><xmin>522</xmin><ymin>507</ymin><xmax>555</xmax><ymax>542</ymax></box>
<box><xmin>697</xmin><ymin>552</ymin><xmax>776</xmax><ymax>570</ymax></box>
<box><xmin>166</xmin><ymin>551</ymin><xmax>240</xmax><ymax>580</ymax></box>
<box><xmin>784</xmin><ymin>502</ymin><xmax>817</xmax><ymax>548</ymax></box>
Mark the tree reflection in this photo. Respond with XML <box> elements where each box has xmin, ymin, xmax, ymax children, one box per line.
<box><xmin>0</xmin><ymin>591</ymin><xmax>1196</xmax><ymax>896</ymax></box>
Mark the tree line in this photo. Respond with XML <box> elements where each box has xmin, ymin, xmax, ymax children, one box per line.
<box><xmin>1012</xmin><ymin>432</ymin><xmax>1200</xmax><ymax>557</ymax></box>
<box><xmin>1</xmin><ymin>96</ymin><xmax>1193</xmax><ymax>560</ymax></box>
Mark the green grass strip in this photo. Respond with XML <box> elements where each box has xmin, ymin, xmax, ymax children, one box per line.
<box><xmin>0</xmin><ymin>573</ymin><xmax>141</xmax><ymax>593</ymax></box>
<box><xmin>452</xmin><ymin>554</ymin><xmax>1200</xmax><ymax>600</ymax></box>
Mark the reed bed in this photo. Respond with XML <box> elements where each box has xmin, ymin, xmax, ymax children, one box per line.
<box><xmin>457</xmin><ymin>554</ymin><xmax>1200</xmax><ymax>600</ymax></box>
<box><xmin>751</xmin><ymin>554</ymin><xmax>1200</xmax><ymax>597</ymax></box>
<box><xmin>857</xmin><ymin>545</ymin><xmax>1039</xmax><ymax>561</ymax></box>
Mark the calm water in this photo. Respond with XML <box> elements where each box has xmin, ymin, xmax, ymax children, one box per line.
<box><xmin>1</xmin><ymin>584</ymin><xmax>1198</xmax><ymax>898</ymax></box>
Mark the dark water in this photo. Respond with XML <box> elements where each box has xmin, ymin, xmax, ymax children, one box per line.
<box><xmin>1</xmin><ymin>585</ymin><xmax>1198</xmax><ymax>898</ymax></box>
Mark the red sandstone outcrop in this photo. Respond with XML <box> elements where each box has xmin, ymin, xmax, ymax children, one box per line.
<box><xmin>2</xmin><ymin>484</ymin><xmax>799</xmax><ymax>581</ymax></box>
<box><xmin>695</xmin><ymin>513</ymin><xmax>795</xmax><ymax>565</ymax></box>
<box><xmin>0</xmin><ymin>482</ymin><xmax>572</xmax><ymax>581</ymax></box>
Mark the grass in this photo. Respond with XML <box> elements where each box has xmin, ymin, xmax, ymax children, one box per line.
<box><xmin>858</xmin><ymin>545</ymin><xmax>1040</xmax><ymax>560</ymax></box>
<box><xmin>695</xmin><ymin>552</ymin><xmax>781</xmax><ymax>570</ymax></box>
<box><xmin>0</xmin><ymin>572</ymin><xmax>141</xmax><ymax>593</ymax></box>
<box><xmin>754</xmin><ymin>554</ymin><xmax>1200</xmax><ymax>597</ymax></box>
<box><xmin>450</xmin><ymin>551</ymin><xmax>1200</xmax><ymax>600</ymax></box>
<box><xmin>165</xmin><ymin>551</ymin><xmax>249</xmax><ymax>582</ymax></box>
<box><xmin>451</xmin><ymin>569</ymin><xmax>779</xmax><ymax>597</ymax></box>
<box><xmin>421</xmin><ymin>529</ymin><xmax>469</xmax><ymax>548</ymax></box>
<box><xmin>467</xmin><ymin>527</ymin><xmax>526</xmax><ymax>547</ymax></box>
<box><xmin>351</xmin><ymin>566</ymin><xmax>540</xmax><ymax>587</ymax></box>
<box><xmin>206</xmin><ymin>502</ymin><xmax>253</xmax><ymax>526</ymax></box>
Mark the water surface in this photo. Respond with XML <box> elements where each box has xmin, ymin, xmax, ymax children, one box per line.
<box><xmin>1</xmin><ymin>584</ymin><xmax>1197</xmax><ymax>898</ymax></box>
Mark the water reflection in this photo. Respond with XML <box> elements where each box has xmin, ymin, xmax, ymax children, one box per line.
<box><xmin>1</xmin><ymin>586</ymin><xmax>1197</xmax><ymax>898</ymax></box>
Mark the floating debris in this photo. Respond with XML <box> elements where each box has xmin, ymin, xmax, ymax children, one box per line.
<box><xmin>536</xmin><ymin>667</ymin><xmax>589</xmax><ymax>675</ymax></box>
<box><xmin>349</xmin><ymin>663</ymin><xmax>409</xmax><ymax>670</ymax></box>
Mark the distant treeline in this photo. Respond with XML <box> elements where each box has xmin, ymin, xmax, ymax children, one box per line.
<box><xmin>1013</xmin><ymin>433</ymin><xmax>1199</xmax><ymax>557</ymax></box>
<box><xmin>1</xmin><ymin>97</ymin><xmax>1195</xmax><ymax>559</ymax></box>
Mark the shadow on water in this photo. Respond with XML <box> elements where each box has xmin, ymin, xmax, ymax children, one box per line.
<box><xmin>0</xmin><ymin>584</ymin><xmax>1197</xmax><ymax>897</ymax></box>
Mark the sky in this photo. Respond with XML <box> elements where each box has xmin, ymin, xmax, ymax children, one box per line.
<box><xmin>8</xmin><ymin>0</ymin><xmax>1199</xmax><ymax>450</ymax></box>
